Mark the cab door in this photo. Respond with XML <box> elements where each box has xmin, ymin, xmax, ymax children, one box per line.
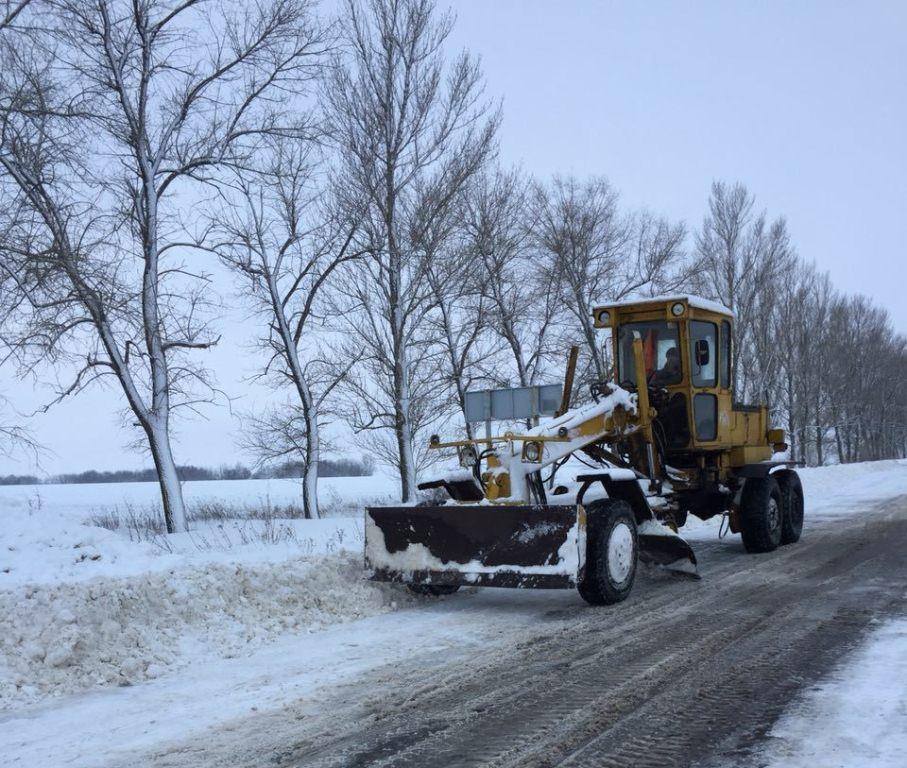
<box><xmin>687</xmin><ymin>319</ymin><xmax>722</xmax><ymax>446</ymax></box>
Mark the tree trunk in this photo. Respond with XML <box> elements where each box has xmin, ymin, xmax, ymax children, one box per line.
<box><xmin>266</xmin><ymin>270</ymin><xmax>322</xmax><ymax>519</ymax></box>
<box><xmin>786</xmin><ymin>374</ymin><xmax>796</xmax><ymax>462</ymax></box>
<box><xmin>457</xmin><ymin>382</ymin><xmax>475</xmax><ymax>441</ymax></box>
<box><xmin>575</xmin><ymin>290</ymin><xmax>605</xmax><ymax>381</ymax></box>
<box><xmin>287</xmin><ymin>361</ymin><xmax>321</xmax><ymax>519</ymax></box>
<box><xmin>834</xmin><ymin>424</ymin><xmax>845</xmax><ymax>465</ymax></box>
<box><xmin>395</xmin><ymin>348</ymin><xmax>417</xmax><ymax>501</ymax></box>
<box><xmin>387</xmin><ymin>222</ymin><xmax>416</xmax><ymax>500</ymax></box>
<box><xmin>302</xmin><ymin>402</ymin><xmax>320</xmax><ymax>519</ymax></box>
<box><xmin>302</xmin><ymin>461</ymin><xmax>319</xmax><ymax>521</ymax></box>
<box><xmin>146</xmin><ymin>421</ymin><xmax>187</xmax><ymax>533</ymax></box>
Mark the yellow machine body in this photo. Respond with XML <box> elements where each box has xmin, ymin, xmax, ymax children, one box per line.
<box><xmin>365</xmin><ymin>296</ymin><xmax>800</xmax><ymax>600</ymax></box>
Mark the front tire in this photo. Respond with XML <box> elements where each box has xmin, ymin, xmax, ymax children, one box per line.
<box><xmin>776</xmin><ymin>470</ymin><xmax>804</xmax><ymax>545</ymax></box>
<box><xmin>578</xmin><ymin>499</ymin><xmax>638</xmax><ymax>605</ymax></box>
<box><xmin>739</xmin><ymin>476</ymin><xmax>783</xmax><ymax>553</ymax></box>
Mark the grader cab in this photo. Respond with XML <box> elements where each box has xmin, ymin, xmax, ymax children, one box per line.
<box><xmin>597</xmin><ymin>296</ymin><xmax>783</xmax><ymax>473</ymax></box>
<box><xmin>365</xmin><ymin>295</ymin><xmax>804</xmax><ymax>605</ymax></box>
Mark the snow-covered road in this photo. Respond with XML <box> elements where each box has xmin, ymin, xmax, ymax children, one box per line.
<box><xmin>751</xmin><ymin>618</ymin><xmax>907</xmax><ymax>768</ymax></box>
<box><xmin>2</xmin><ymin>460</ymin><xmax>906</xmax><ymax>767</ymax></box>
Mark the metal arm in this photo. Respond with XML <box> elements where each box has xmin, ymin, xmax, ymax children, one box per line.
<box><xmin>631</xmin><ymin>333</ymin><xmax>660</xmax><ymax>489</ymax></box>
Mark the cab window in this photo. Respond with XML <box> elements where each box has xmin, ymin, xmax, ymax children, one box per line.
<box><xmin>694</xmin><ymin>393</ymin><xmax>718</xmax><ymax>440</ymax></box>
<box><xmin>721</xmin><ymin>320</ymin><xmax>732</xmax><ymax>389</ymax></box>
<box><xmin>617</xmin><ymin>321</ymin><xmax>681</xmax><ymax>387</ymax></box>
<box><xmin>689</xmin><ymin>321</ymin><xmax>717</xmax><ymax>387</ymax></box>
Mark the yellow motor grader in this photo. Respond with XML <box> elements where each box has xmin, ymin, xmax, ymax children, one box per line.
<box><xmin>365</xmin><ymin>296</ymin><xmax>804</xmax><ymax>605</ymax></box>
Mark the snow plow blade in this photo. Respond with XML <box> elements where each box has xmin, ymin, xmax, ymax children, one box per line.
<box><xmin>365</xmin><ymin>504</ymin><xmax>581</xmax><ymax>589</ymax></box>
<box><xmin>637</xmin><ymin>521</ymin><xmax>700</xmax><ymax>578</ymax></box>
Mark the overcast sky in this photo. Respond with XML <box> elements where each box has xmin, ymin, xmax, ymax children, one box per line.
<box><xmin>1</xmin><ymin>0</ymin><xmax>905</xmax><ymax>475</ymax></box>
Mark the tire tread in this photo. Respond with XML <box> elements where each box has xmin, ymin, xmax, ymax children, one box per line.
<box><xmin>577</xmin><ymin>499</ymin><xmax>638</xmax><ymax>605</ymax></box>
<box><xmin>739</xmin><ymin>477</ymin><xmax>783</xmax><ymax>553</ymax></box>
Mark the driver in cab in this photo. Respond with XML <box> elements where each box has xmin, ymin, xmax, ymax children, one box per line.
<box><xmin>649</xmin><ymin>347</ymin><xmax>680</xmax><ymax>387</ymax></box>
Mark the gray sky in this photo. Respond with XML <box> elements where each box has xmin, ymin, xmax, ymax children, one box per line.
<box><xmin>1</xmin><ymin>0</ymin><xmax>905</xmax><ymax>475</ymax></box>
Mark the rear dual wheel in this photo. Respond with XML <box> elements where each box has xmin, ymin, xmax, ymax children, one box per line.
<box><xmin>578</xmin><ymin>499</ymin><xmax>638</xmax><ymax>605</ymax></box>
<box><xmin>777</xmin><ymin>470</ymin><xmax>804</xmax><ymax>545</ymax></box>
<box><xmin>739</xmin><ymin>470</ymin><xmax>804</xmax><ymax>553</ymax></box>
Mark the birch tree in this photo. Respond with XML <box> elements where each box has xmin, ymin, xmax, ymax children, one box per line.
<box><xmin>215</xmin><ymin>138</ymin><xmax>367</xmax><ymax>518</ymax></box>
<box><xmin>0</xmin><ymin>0</ymin><xmax>327</xmax><ymax>531</ymax></box>
<box><xmin>325</xmin><ymin>0</ymin><xmax>497</xmax><ymax>500</ymax></box>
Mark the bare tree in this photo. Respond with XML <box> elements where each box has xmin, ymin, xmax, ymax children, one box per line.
<box><xmin>1</xmin><ymin>1</ymin><xmax>32</xmax><ymax>32</ymax></box>
<box><xmin>0</xmin><ymin>392</ymin><xmax>40</xmax><ymax>461</ymax></box>
<box><xmin>215</xmin><ymin>137</ymin><xmax>367</xmax><ymax>518</ymax></box>
<box><xmin>422</xmin><ymin>213</ymin><xmax>497</xmax><ymax>439</ymax></box>
<box><xmin>0</xmin><ymin>0</ymin><xmax>327</xmax><ymax>531</ymax></box>
<box><xmin>530</xmin><ymin>176</ymin><xmax>687</xmax><ymax>382</ymax></box>
<box><xmin>324</xmin><ymin>0</ymin><xmax>498</xmax><ymax>500</ymax></box>
<box><xmin>458</xmin><ymin>168</ymin><xmax>564</xmax><ymax>392</ymax></box>
<box><xmin>693</xmin><ymin>181</ymin><xmax>794</xmax><ymax>402</ymax></box>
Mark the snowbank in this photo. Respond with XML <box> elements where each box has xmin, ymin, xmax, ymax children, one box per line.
<box><xmin>670</xmin><ymin>458</ymin><xmax>907</xmax><ymax>542</ymax></box>
<box><xmin>0</xmin><ymin>473</ymin><xmax>407</xmax><ymax>708</ymax></box>
<box><xmin>796</xmin><ymin>459</ymin><xmax>907</xmax><ymax>518</ymax></box>
<box><xmin>0</xmin><ymin>552</ymin><xmax>412</xmax><ymax>708</ymax></box>
<box><xmin>1</xmin><ymin>510</ymin><xmax>366</xmax><ymax>586</ymax></box>
<box><xmin>0</xmin><ymin>474</ymin><xmax>396</xmax><ymax>586</ymax></box>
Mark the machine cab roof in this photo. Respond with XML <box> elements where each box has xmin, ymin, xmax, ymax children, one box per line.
<box><xmin>591</xmin><ymin>295</ymin><xmax>734</xmax><ymax>329</ymax></box>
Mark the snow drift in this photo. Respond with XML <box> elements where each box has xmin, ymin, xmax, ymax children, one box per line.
<box><xmin>0</xmin><ymin>552</ymin><xmax>411</xmax><ymax>708</ymax></box>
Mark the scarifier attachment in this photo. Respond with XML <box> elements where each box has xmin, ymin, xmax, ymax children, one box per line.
<box><xmin>365</xmin><ymin>504</ymin><xmax>582</xmax><ymax>589</ymax></box>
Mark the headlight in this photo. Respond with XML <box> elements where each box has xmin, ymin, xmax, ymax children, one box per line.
<box><xmin>522</xmin><ymin>441</ymin><xmax>542</xmax><ymax>463</ymax></box>
<box><xmin>671</xmin><ymin>301</ymin><xmax>685</xmax><ymax>317</ymax></box>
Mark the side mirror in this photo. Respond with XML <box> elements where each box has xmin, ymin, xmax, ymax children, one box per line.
<box><xmin>695</xmin><ymin>339</ymin><xmax>710</xmax><ymax>367</ymax></box>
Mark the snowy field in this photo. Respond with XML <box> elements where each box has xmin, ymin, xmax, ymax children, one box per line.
<box><xmin>1</xmin><ymin>460</ymin><xmax>906</xmax><ymax>767</ymax></box>
<box><xmin>0</xmin><ymin>475</ymin><xmax>397</xmax><ymax>585</ymax></box>
<box><xmin>0</xmin><ymin>475</ymin><xmax>399</xmax><ymax>524</ymax></box>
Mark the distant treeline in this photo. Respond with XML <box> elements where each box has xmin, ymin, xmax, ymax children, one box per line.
<box><xmin>0</xmin><ymin>456</ymin><xmax>374</xmax><ymax>486</ymax></box>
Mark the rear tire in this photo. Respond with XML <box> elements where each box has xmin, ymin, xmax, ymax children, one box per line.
<box><xmin>578</xmin><ymin>499</ymin><xmax>638</xmax><ymax>606</ymax></box>
<box><xmin>776</xmin><ymin>470</ymin><xmax>804</xmax><ymax>545</ymax></box>
<box><xmin>739</xmin><ymin>477</ymin><xmax>783</xmax><ymax>553</ymax></box>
